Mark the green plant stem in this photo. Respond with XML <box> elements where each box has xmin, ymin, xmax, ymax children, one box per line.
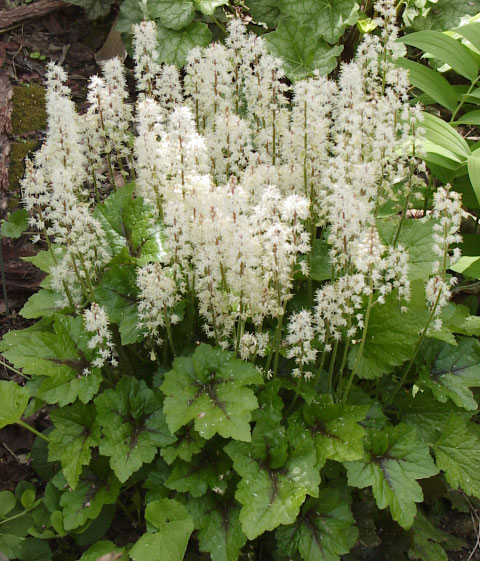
<box><xmin>117</xmin><ymin>498</ymin><xmax>136</xmax><ymax>526</ymax></box>
<box><xmin>210</xmin><ymin>14</ymin><xmax>226</xmax><ymax>35</ymax></box>
<box><xmin>450</xmin><ymin>75</ymin><xmax>480</xmax><ymax>123</ymax></box>
<box><xmin>17</xmin><ymin>419</ymin><xmax>49</xmax><ymax>442</ymax></box>
<box><xmin>327</xmin><ymin>339</ymin><xmax>339</xmax><ymax>395</ymax></box>
<box><xmin>336</xmin><ymin>336</ymin><xmax>351</xmax><ymax>393</ymax></box>
<box><xmin>0</xmin><ymin>240</ymin><xmax>10</xmax><ymax>328</ymax></box>
<box><xmin>0</xmin><ymin>359</ymin><xmax>30</xmax><ymax>379</ymax></box>
<box><xmin>164</xmin><ymin>312</ymin><xmax>176</xmax><ymax>357</ymax></box>
<box><xmin>0</xmin><ymin>505</ymin><xmax>36</xmax><ymax>527</ymax></box>
<box><xmin>285</xmin><ymin>377</ymin><xmax>302</xmax><ymax>416</ymax></box>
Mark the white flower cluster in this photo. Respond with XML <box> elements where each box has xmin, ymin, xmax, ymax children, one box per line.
<box><xmin>83</xmin><ymin>303</ymin><xmax>117</xmax><ymax>372</ymax></box>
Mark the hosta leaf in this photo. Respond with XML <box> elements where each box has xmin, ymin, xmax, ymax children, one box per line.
<box><xmin>0</xmin><ymin>381</ymin><xmax>29</xmax><ymax>429</ymax></box>
<box><xmin>225</xmin><ymin>420</ymin><xmax>320</xmax><ymax>539</ymax></box>
<box><xmin>195</xmin><ymin>0</ymin><xmax>229</xmax><ymax>16</ymax></box>
<box><xmin>275</xmin><ymin>487</ymin><xmax>358</xmax><ymax>561</ymax></box>
<box><xmin>95</xmin><ymin>377</ymin><xmax>175</xmax><ymax>482</ymax></box>
<box><xmin>264</xmin><ymin>19</ymin><xmax>342</xmax><ymax>81</ymax></box>
<box><xmin>54</xmin><ymin>467</ymin><xmax>121</xmax><ymax>531</ymax></box>
<box><xmin>249</xmin><ymin>0</ymin><xmax>281</xmax><ymax>27</ymax></box>
<box><xmin>291</xmin><ymin>396</ymin><xmax>368</xmax><ymax>468</ymax></box>
<box><xmin>20</xmin><ymin>289</ymin><xmax>65</xmax><ymax>319</ymax></box>
<box><xmin>0</xmin><ymin>316</ymin><xmax>101</xmax><ymax>406</ymax></box>
<box><xmin>344</xmin><ymin>424</ymin><xmax>438</xmax><ymax>529</ymax></box>
<box><xmin>347</xmin><ymin>285</ymin><xmax>429</xmax><ymax>379</ymax></box>
<box><xmin>377</xmin><ymin>217</ymin><xmax>437</xmax><ymax>281</ymax></box>
<box><xmin>94</xmin><ymin>264</ymin><xmax>143</xmax><ymax>345</ymax></box>
<box><xmin>48</xmin><ymin>402</ymin><xmax>101</xmax><ymax>489</ymax></box>
<box><xmin>433</xmin><ymin>415</ymin><xmax>480</xmax><ymax>498</ymax></box>
<box><xmin>278</xmin><ymin>0</ymin><xmax>359</xmax><ymax>44</ymax></box>
<box><xmin>161</xmin><ymin>344</ymin><xmax>262</xmax><ymax>441</ymax></box>
<box><xmin>129</xmin><ymin>499</ymin><xmax>194</xmax><ymax>561</ymax></box>
<box><xmin>188</xmin><ymin>495</ymin><xmax>247</xmax><ymax>561</ymax></box>
<box><xmin>409</xmin><ymin>511</ymin><xmax>464</xmax><ymax>561</ymax></box>
<box><xmin>154</xmin><ymin>0</ymin><xmax>195</xmax><ymax>30</ymax></box>
<box><xmin>419</xmin><ymin>337</ymin><xmax>480</xmax><ymax>411</ymax></box>
<box><xmin>156</xmin><ymin>22</ymin><xmax>212</xmax><ymax>68</ymax></box>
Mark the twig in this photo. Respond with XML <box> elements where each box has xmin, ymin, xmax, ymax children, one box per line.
<box><xmin>0</xmin><ymin>0</ymin><xmax>67</xmax><ymax>34</ymax></box>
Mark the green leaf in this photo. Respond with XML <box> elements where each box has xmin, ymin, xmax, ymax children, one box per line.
<box><xmin>467</xmin><ymin>152</ymin><xmax>480</xmax><ymax>207</ymax></box>
<box><xmin>160</xmin><ymin>427</ymin><xmax>206</xmax><ymax>465</ymax></box>
<box><xmin>78</xmin><ymin>541</ymin><xmax>128</xmax><ymax>561</ymax></box>
<box><xmin>0</xmin><ymin>381</ymin><xmax>29</xmax><ymax>429</ymax></box>
<box><xmin>377</xmin><ymin>217</ymin><xmax>437</xmax><ymax>281</ymax></box>
<box><xmin>22</xmin><ymin>248</ymin><xmax>58</xmax><ymax>273</ymax></box>
<box><xmin>117</xmin><ymin>0</ymin><xmax>159</xmax><ymax>32</ymax></box>
<box><xmin>264</xmin><ymin>19</ymin><xmax>342</xmax><ymax>81</ymax></box>
<box><xmin>409</xmin><ymin>512</ymin><xmax>457</xmax><ymax>561</ymax></box>
<box><xmin>161</xmin><ymin>344</ymin><xmax>262</xmax><ymax>441</ymax></box>
<box><xmin>450</xmin><ymin>255</ymin><xmax>480</xmax><ymax>279</ymax></box>
<box><xmin>195</xmin><ymin>0</ymin><xmax>229</xmax><ymax>16</ymax></box>
<box><xmin>48</xmin><ymin>402</ymin><xmax>100</xmax><ymax>489</ymax></box>
<box><xmin>433</xmin><ymin>415</ymin><xmax>480</xmax><ymax>498</ymax></box>
<box><xmin>225</xmin><ymin>421</ymin><xmax>320</xmax><ymax>539</ymax></box>
<box><xmin>294</xmin><ymin>396</ymin><xmax>368</xmax><ymax>468</ymax></box>
<box><xmin>249</xmin><ymin>0</ymin><xmax>281</xmax><ymax>27</ymax></box>
<box><xmin>396</xmin><ymin>58</ymin><xmax>457</xmax><ymax>113</ymax></box>
<box><xmin>157</xmin><ymin>22</ymin><xmax>212</xmax><ymax>68</ymax></box>
<box><xmin>347</xmin><ymin>285</ymin><xmax>429</xmax><ymax>379</ymax></box>
<box><xmin>153</xmin><ymin>0</ymin><xmax>195</xmax><ymax>30</ymax></box>
<box><xmin>453</xmin><ymin>22</ymin><xmax>480</xmax><ymax>52</ymax></box>
<box><xmin>279</xmin><ymin>0</ymin><xmax>359</xmax><ymax>44</ymax></box>
<box><xmin>308</xmin><ymin>239</ymin><xmax>331</xmax><ymax>282</ymax></box>
<box><xmin>0</xmin><ymin>490</ymin><xmax>17</xmax><ymax>518</ymax></box>
<box><xmin>413</xmin><ymin>0</ymin><xmax>479</xmax><ymax>32</ymax></box>
<box><xmin>95</xmin><ymin>377</ymin><xmax>175</xmax><ymax>483</ymax></box>
<box><xmin>188</xmin><ymin>495</ymin><xmax>247</xmax><ymax>561</ymax></box>
<box><xmin>95</xmin><ymin>264</ymin><xmax>143</xmax><ymax>345</ymax></box>
<box><xmin>275</xmin><ymin>487</ymin><xmax>358</xmax><ymax>561</ymax></box>
<box><xmin>397</xmin><ymin>31</ymin><xmax>478</xmax><ymax>82</ymax></box>
<box><xmin>0</xmin><ymin>315</ymin><xmax>101</xmax><ymax>406</ymax></box>
<box><xmin>55</xmin><ymin>467</ymin><xmax>121</xmax><ymax>531</ymax></box>
<box><xmin>1</xmin><ymin>209</ymin><xmax>28</xmax><ymax>239</ymax></box>
<box><xmin>419</xmin><ymin>337</ymin><xmax>480</xmax><ymax>411</ymax></box>
<box><xmin>421</xmin><ymin>111</ymin><xmax>470</xmax><ymax>160</ymax></box>
<box><xmin>20</xmin><ymin>289</ymin><xmax>65</xmax><ymax>319</ymax></box>
<box><xmin>130</xmin><ymin>499</ymin><xmax>194</xmax><ymax>561</ymax></box>
<box><xmin>67</xmin><ymin>0</ymin><xmax>113</xmax><ymax>18</ymax></box>
<box><xmin>344</xmin><ymin>424</ymin><xmax>438</xmax><ymax>529</ymax></box>
<box><xmin>455</xmin><ymin>110</ymin><xmax>480</xmax><ymax>126</ymax></box>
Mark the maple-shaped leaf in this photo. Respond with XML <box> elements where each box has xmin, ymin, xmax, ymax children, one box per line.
<box><xmin>161</xmin><ymin>344</ymin><xmax>262</xmax><ymax>442</ymax></box>
<box><xmin>275</xmin><ymin>486</ymin><xmax>358</xmax><ymax>561</ymax></box>
<box><xmin>0</xmin><ymin>315</ymin><xmax>102</xmax><ymax>406</ymax></box>
<box><xmin>95</xmin><ymin>377</ymin><xmax>175</xmax><ymax>482</ymax></box>
<box><xmin>419</xmin><ymin>337</ymin><xmax>480</xmax><ymax>411</ymax></box>
<box><xmin>278</xmin><ymin>0</ymin><xmax>359</xmax><ymax>44</ymax></box>
<box><xmin>344</xmin><ymin>424</ymin><xmax>438</xmax><ymax>529</ymax></box>
<box><xmin>188</xmin><ymin>494</ymin><xmax>247</xmax><ymax>561</ymax></box>
<box><xmin>49</xmin><ymin>402</ymin><xmax>101</xmax><ymax>489</ymax></box>
<box><xmin>225</xmin><ymin>417</ymin><xmax>320</xmax><ymax>540</ymax></box>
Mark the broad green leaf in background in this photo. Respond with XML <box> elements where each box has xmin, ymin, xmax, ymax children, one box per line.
<box><xmin>450</xmin><ymin>255</ymin><xmax>480</xmax><ymax>279</ymax></box>
<box><xmin>412</xmin><ymin>0</ymin><xmax>479</xmax><ymax>31</ymax></box>
<box><xmin>377</xmin><ymin>217</ymin><xmax>437</xmax><ymax>281</ymax></box>
<box><xmin>225</xmin><ymin>420</ymin><xmax>320</xmax><ymax>540</ymax></box>
<box><xmin>433</xmin><ymin>415</ymin><xmax>480</xmax><ymax>498</ymax></box>
<box><xmin>95</xmin><ymin>377</ymin><xmax>175</xmax><ymax>482</ymax></box>
<box><xmin>0</xmin><ymin>490</ymin><xmax>16</xmax><ymax>518</ymax></box>
<box><xmin>453</xmin><ymin>22</ymin><xmax>480</xmax><ymax>52</ymax></box>
<box><xmin>195</xmin><ymin>0</ymin><xmax>229</xmax><ymax>16</ymax></box>
<box><xmin>94</xmin><ymin>264</ymin><xmax>143</xmax><ymax>345</ymax></box>
<box><xmin>467</xmin><ymin>149</ymin><xmax>480</xmax><ymax>207</ymax></box>
<box><xmin>117</xmin><ymin>0</ymin><xmax>158</xmax><ymax>32</ymax></box>
<box><xmin>1</xmin><ymin>209</ymin><xmax>28</xmax><ymax>239</ymax></box>
<box><xmin>419</xmin><ymin>337</ymin><xmax>480</xmax><ymax>411</ymax></box>
<box><xmin>130</xmin><ymin>499</ymin><xmax>194</xmax><ymax>561</ymax></box>
<box><xmin>160</xmin><ymin>427</ymin><xmax>206</xmax><ymax>465</ymax></box>
<box><xmin>249</xmin><ymin>0</ymin><xmax>281</xmax><ymax>27</ymax></box>
<box><xmin>344</xmin><ymin>424</ymin><xmax>439</xmax><ymax>529</ymax></box>
<box><xmin>154</xmin><ymin>0</ymin><xmax>195</xmax><ymax>30</ymax></box>
<box><xmin>278</xmin><ymin>0</ymin><xmax>359</xmax><ymax>44</ymax></box>
<box><xmin>396</xmin><ymin>58</ymin><xmax>457</xmax><ymax>113</ymax></box>
<box><xmin>419</xmin><ymin>112</ymin><xmax>470</xmax><ymax>160</ymax></box>
<box><xmin>397</xmin><ymin>30</ymin><xmax>478</xmax><ymax>82</ymax></box>
<box><xmin>64</xmin><ymin>0</ymin><xmax>113</xmax><ymax>19</ymax></box>
<box><xmin>55</xmin><ymin>468</ymin><xmax>121</xmax><ymax>531</ymax></box>
<box><xmin>162</xmin><ymin>344</ymin><xmax>262</xmax><ymax>441</ymax></box>
<box><xmin>275</xmin><ymin>488</ymin><xmax>359</xmax><ymax>561</ymax></box>
<box><xmin>188</xmin><ymin>495</ymin><xmax>247</xmax><ymax>561</ymax></box>
<box><xmin>48</xmin><ymin>402</ymin><xmax>101</xmax><ymax>489</ymax></box>
<box><xmin>156</xmin><ymin>22</ymin><xmax>212</xmax><ymax>68</ymax></box>
<box><xmin>409</xmin><ymin>512</ymin><xmax>464</xmax><ymax>561</ymax></box>
<box><xmin>454</xmin><ymin>110</ymin><xmax>480</xmax><ymax>126</ymax></box>
<box><xmin>0</xmin><ymin>381</ymin><xmax>29</xmax><ymax>429</ymax></box>
<box><xmin>264</xmin><ymin>19</ymin><xmax>342</xmax><ymax>81</ymax></box>
<box><xmin>77</xmin><ymin>541</ymin><xmax>128</xmax><ymax>561</ymax></box>
<box><xmin>0</xmin><ymin>316</ymin><xmax>102</xmax><ymax>406</ymax></box>
<box><xmin>20</xmin><ymin>290</ymin><xmax>66</xmax><ymax>319</ymax></box>
<box><xmin>347</xmin><ymin>285</ymin><xmax>429</xmax><ymax>379</ymax></box>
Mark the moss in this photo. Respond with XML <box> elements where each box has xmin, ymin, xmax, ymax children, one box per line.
<box><xmin>8</xmin><ymin>139</ymin><xmax>38</xmax><ymax>197</ymax></box>
<box><xmin>11</xmin><ymin>84</ymin><xmax>47</xmax><ymax>135</ymax></box>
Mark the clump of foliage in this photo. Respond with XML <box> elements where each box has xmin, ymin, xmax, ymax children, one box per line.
<box><xmin>1</xmin><ymin>2</ymin><xmax>480</xmax><ymax>560</ymax></box>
